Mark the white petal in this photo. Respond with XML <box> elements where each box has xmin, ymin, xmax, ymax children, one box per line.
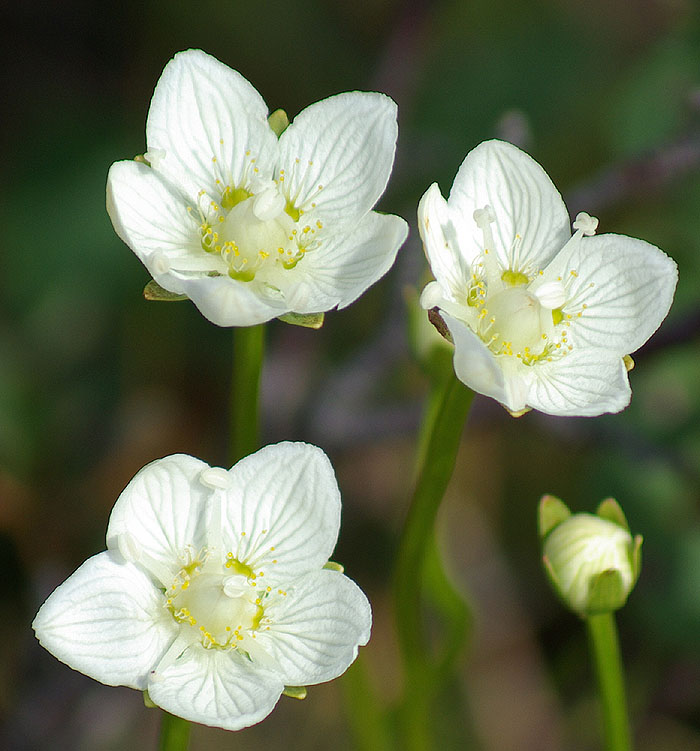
<box><xmin>449</xmin><ymin>140</ymin><xmax>571</xmax><ymax>272</ymax></box>
<box><xmin>148</xmin><ymin>646</ymin><xmax>283</xmax><ymax>731</ymax></box>
<box><xmin>278</xmin><ymin>92</ymin><xmax>398</xmax><ymax>224</ymax></box>
<box><xmin>418</xmin><ymin>183</ymin><xmax>474</xmax><ymax>298</ymax></box>
<box><xmin>282</xmin><ymin>211</ymin><xmax>407</xmax><ymax>312</ymax></box>
<box><xmin>442</xmin><ymin>313</ymin><xmax>508</xmax><ymax>404</ymax></box>
<box><xmin>146</xmin><ymin>49</ymin><xmax>278</xmax><ymax>201</ymax></box>
<box><xmin>544</xmin><ymin>233</ymin><xmax>678</xmax><ymax>353</ymax></box>
<box><xmin>106</xmin><ymin>455</ymin><xmax>211</xmax><ymax>584</ymax></box>
<box><xmin>527</xmin><ymin>349</ymin><xmax>631</xmax><ymax>416</ymax></box>
<box><xmin>32</xmin><ymin>552</ymin><xmax>174</xmax><ymax>689</ymax></box>
<box><xmin>255</xmin><ymin>569</ymin><xmax>371</xmax><ymax>685</ymax></box>
<box><xmin>178</xmin><ymin>274</ymin><xmax>289</xmax><ymax>327</ymax></box>
<box><xmin>220</xmin><ymin>443</ymin><xmax>341</xmax><ymax>581</ymax></box>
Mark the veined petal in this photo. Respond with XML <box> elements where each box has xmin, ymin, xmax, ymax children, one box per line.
<box><xmin>106</xmin><ymin>455</ymin><xmax>211</xmax><ymax>584</ymax></box>
<box><xmin>418</xmin><ymin>183</ymin><xmax>474</xmax><ymax>300</ymax></box>
<box><xmin>443</xmin><ymin>313</ymin><xmax>508</xmax><ymax>405</ymax></box>
<box><xmin>178</xmin><ymin>275</ymin><xmax>290</xmax><ymax>327</ymax></box>
<box><xmin>107</xmin><ymin>161</ymin><xmax>194</xmax><ymax>258</ymax></box>
<box><xmin>220</xmin><ymin>443</ymin><xmax>341</xmax><ymax>581</ymax></box>
<box><xmin>278</xmin><ymin>91</ymin><xmax>398</xmax><ymax>224</ymax></box>
<box><xmin>147</xmin><ymin>647</ymin><xmax>283</xmax><ymax>731</ymax></box>
<box><xmin>544</xmin><ymin>233</ymin><xmax>678</xmax><ymax>354</ymax></box>
<box><xmin>281</xmin><ymin>211</ymin><xmax>407</xmax><ymax>312</ymax></box>
<box><xmin>32</xmin><ymin>552</ymin><xmax>174</xmax><ymax>690</ymax></box>
<box><xmin>449</xmin><ymin>140</ymin><xmax>570</xmax><ymax>272</ymax></box>
<box><xmin>107</xmin><ymin>161</ymin><xmax>226</xmax><ymax>287</ymax></box>
<box><xmin>146</xmin><ymin>49</ymin><xmax>279</xmax><ymax>202</ymax></box>
<box><xmin>527</xmin><ymin>349</ymin><xmax>631</xmax><ymax>417</ymax></box>
<box><xmin>255</xmin><ymin>569</ymin><xmax>371</xmax><ymax>685</ymax></box>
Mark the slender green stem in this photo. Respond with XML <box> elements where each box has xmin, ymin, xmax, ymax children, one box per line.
<box><xmin>230</xmin><ymin>324</ymin><xmax>265</xmax><ymax>464</ymax></box>
<box><xmin>342</xmin><ymin>655</ymin><xmax>392</xmax><ymax>751</ymax></box>
<box><xmin>586</xmin><ymin>613</ymin><xmax>632</xmax><ymax>751</ymax></box>
<box><xmin>158</xmin><ymin>712</ymin><xmax>191</xmax><ymax>751</ymax></box>
<box><xmin>394</xmin><ymin>370</ymin><xmax>474</xmax><ymax>668</ymax></box>
<box><xmin>393</xmin><ymin>369</ymin><xmax>474</xmax><ymax>749</ymax></box>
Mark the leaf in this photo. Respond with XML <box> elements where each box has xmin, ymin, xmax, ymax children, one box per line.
<box><xmin>277</xmin><ymin>311</ymin><xmax>325</xmax><ymax>329</ymax></box>
<box><xmin>143</xmin><ymin>280</ymin><xmax>188</xmax><ymax>302</ymax></box>
<box><xmin>538</xmin><ymin>495</ymin><xmax>571</xmax><ymax>539</ymax></box>
<box><xmin>282</xmin><ymin>685</ymin><xmax>307</xmax><ymax>700</ymax></box>
<box><xmin>323</xmin><ymin>560</ymin><xmax>344</xmax><ymax>573</ymax></box>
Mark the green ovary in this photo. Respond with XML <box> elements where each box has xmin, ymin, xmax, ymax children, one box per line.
<box><xmin>479</xmin><ymin>286</ymin><xmax>553</xmax><ymax>359</ymax></box>
<box><xmin>167</xmin><ymin>569</ymin><xmax>263</xmax><ymax>648</ymax></box>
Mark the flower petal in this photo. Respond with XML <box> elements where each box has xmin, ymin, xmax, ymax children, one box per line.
<box><xmin>442</xmin><ymin>313</ymin><xmax>508</xmax><ymax>404</ymax></box>
<box><xmin>255</xmin><ymin>569</ymin><xmax>371</xmax><ymax>685</ymax></box>
<box><xmin>32</xmin><ymin>551</ymin><xmax>174</xmax><ymax>689</ymax></box>
<box><xmin>148</xmin><ymin>646</ymin><xmax>283</xmax><ymax>731</ymax></box>
<box><xmin>418</xmin><ymin>182</ymin><xmax>474</xmax><ymax>300</ymax></box>
<box><xmin>106</xmin><ymin>455</ymin><xmax>211</xmax><ymax>584</ymax></box>
<box><xmin>177</xmin><ymin>274</ymin><xmax>290</xmax><ymax>327</ymax></box>
<box><xmin>146</xmin><ymin>49</ymin><xmax>279</xmax><ymax>202</ymax></box>
<box><xmin>279</xmin><ymin>91</ymin><xmax>398</xmax><ymax>224</ymax></box>
<box><xmin>527</xmin><ymin>349</ymin><xmax>631</xmax><ymax>416</ymax></box>
<box><xmin>107</xmin><ymin>161</ymin><xmax>226</xmax><ymax>284</ymax></box>
<box><xmin>449</xmin><ymin>140</ymin><xmax>570</xmax><ymax>272</ymax></box>
<box><xmin>220</xmin><ymin>443</ymin><xmax>341</xmax><ymax>581</ymax></box>
<box><xmin>544</xmin><ymin>233</ymin><xmax>678</xmax><ymax>354</ymax></box>
<box><xmin>281</xmin><ymin>211</ymin><xmax>407</xmax><ymax>312</ymax></box>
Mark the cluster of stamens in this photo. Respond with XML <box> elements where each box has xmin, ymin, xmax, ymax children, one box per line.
<box><xmin>185</xmin><ymin>143</ymin><xmax>327</xmax><ymax>283</ymax></box>
<box><xmin>463</xmin><ymin>207</ymin><xmax>596</xmax><ymax>366</ymax></box>
<box><xmin>164</xmin><ymin>542</ymin><xmax>281</xmax><ymax>653</ymax></box>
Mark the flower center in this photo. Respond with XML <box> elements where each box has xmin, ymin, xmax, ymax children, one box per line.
<box><xmin>478</xmin><ymin>286</ymin><xmax>552</xmax><ymax>359</ymax></box>
<box><xmin>196</xmin><ymin>182</ymin><xmax>324</xmax><ymax>282</ymax></box>
<box><xmin>166</xmin><ymin>555</ymin><xmax>264</xmax><ymax>649</ymax></box>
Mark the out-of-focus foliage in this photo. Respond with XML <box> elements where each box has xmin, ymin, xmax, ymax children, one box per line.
<box><xmin>1</xmin><ymin>0</ymin><xmax>699</xmax><ymax>749</ymax></box>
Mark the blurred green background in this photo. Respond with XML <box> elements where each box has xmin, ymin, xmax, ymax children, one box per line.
<box><xmin>1</xmin><ymin>0</ymin><xmax>699</xmax><ymax>748</ymax></box>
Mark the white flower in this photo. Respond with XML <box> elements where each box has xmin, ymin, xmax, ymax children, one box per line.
<box><xmin>32</xmin><ymin>443</ymin><xmax>371</xmax><ymax>731</ymax></box>
<box><xmin>106</xmin><ymin>49</ymin><xmax>407</xmax><ymax>326</ymax></box>
<box><xmin>418</xmin><ymin>140</ymin><xmax>678</xmax><ymax>417</ymax></box>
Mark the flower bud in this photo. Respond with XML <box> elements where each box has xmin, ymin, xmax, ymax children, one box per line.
<box><xmin>538</xmin><ymin>496</ymin><xmax>642</xmax><ymax>617</ymax></box>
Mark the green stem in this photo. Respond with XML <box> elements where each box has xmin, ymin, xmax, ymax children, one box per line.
<box><xmin>586</xmin><ymin>613</ymin><xmax>632</xmax><ymax>751</ymax></box>
<box><xmin>393</xmin><ymin>369</ymin><xmax>474</xmax><ymax>748</ymax></box>
<box><xmin>342</xmin><ymin>655</ymin><xmax>392</xmax><ymax>751</ymax></box>
<box><xmin>394</xmin><ymin>370</ymin><xmax>474</xmax><ymax>667</ymax></box>
<box><xmin>158</xmin><ymin>712</ymin><xmax>191</xmax><ymax>751</ymax></box>
<box><xmin>230</xmin><ymin>324</ymin><xmax>265</xmax><ymax>464</ymax></box>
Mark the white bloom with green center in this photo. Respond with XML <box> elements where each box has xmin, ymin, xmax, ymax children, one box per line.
<box><xmin>107</xmin><ymin>49</ymin><xmax>407</xmax><ymax>326</ymax></box>
<box><xmin>32</xmin><ymin>443</ymin><xmax>371</xmax><ymax>731</ymax></box>
<box><xmin>418</xmin><ymin>140</ymin><xmax>678</xmax><ymax>416</ymax></box>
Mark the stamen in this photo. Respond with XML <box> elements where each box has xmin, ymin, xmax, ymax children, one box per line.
<box><xmin>572</xmin><ymin>212</ymin><xmax>598</xmax><ymax>236</ymax></box>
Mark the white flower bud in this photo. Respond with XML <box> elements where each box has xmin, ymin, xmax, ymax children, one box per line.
<box><xmin>539</xmin><ymin>497</ymin><xmax>642</xmax><ymax>617</ymax></box>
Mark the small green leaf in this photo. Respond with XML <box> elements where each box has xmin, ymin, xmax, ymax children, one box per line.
<box><xmin>143</xmin><ymin>280</ymin><xmax>188</xmax><ymax>302</ymax></box>
<box><xmin>282</xmin><ymin>685</ymin><xmax>307</xmax><ymax>700</ymax></box>
<box><xmin>631</xmin><ymin>534</ymin><xmax>643</xmax><ymax>583</ymax></box>
<box><xmin>323</xmin><ymin>560</ymin><xmax>344</xmax><ymax>573</ymax></box>
<box><xmin>277</xmin><ymin>311</ymin><xmax>325</xmax><ymax>329</ymax></box>
<box><xmin>538</xmin><ymin>495</ymin><xmax>571</xmax><ymax>539</ymax></box>
<box><xmin>268</xmin><ymin>109</ymin><xmax>290</xmax><ymax>137</ymax></box>
<box><xmin>596</xmin><ymin>498</ymin><xmax>629</xmax><ymax>531</ymax></box>
<box><xmin>586</xmin><ymin>569</ymin><xmax>627</xmax><ymax>614</ymax></box>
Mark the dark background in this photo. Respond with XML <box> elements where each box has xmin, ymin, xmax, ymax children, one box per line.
<box><xmin>1</xmin><ymin>0</ymin><xmax>699</xmax><ymax>748</ymax></box>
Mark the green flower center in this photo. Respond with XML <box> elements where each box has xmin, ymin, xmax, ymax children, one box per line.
<box><xmin>166</xmin><ymin>554</ymin><xmax>265</xmax><ymax>650</ymax></box>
